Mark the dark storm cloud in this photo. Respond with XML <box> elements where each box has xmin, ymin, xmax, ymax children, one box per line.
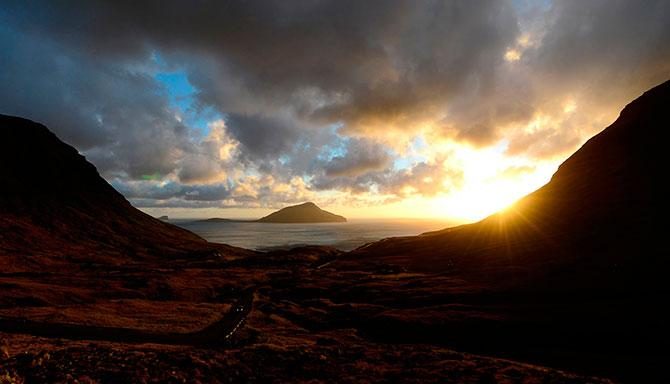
<box><xmin>0</xmin><ymin>19</ymin><xmax>193</xmax><ymax>180</ymax></box>
<box><xmin>439</xmin><ymin>74</ymin><xmax>537</xmax><ymax>146</ymax></box>
<box><xmin>225</xmin><ymin>114</ymin><xmax>302</xmax><ymax>160</ymax></box>
<box><xmin>538</xmin><ymin>0</ymin><xmax>670</xmax><ymax>111</ymax></box>
<box><xmin>533</xmin><ymin>0</ymin><xmax>670</xmax><ymax>87</ymax></box>
<box><xmin>324</xmin><ymin>139</ymin><xmax>392</xmax><ymax>177</ymax></box>
<box><xmin>506</xmin><ymin>0</ymin><xmax>670</xmax><ymax>159</ymax></box>
<box><xmin>1</xmin><ymin>0</ymin><xmax>520</xmax><ymax>142</ymax></box>
<box><xmin>1</xmin><ymin>0</ymin><xmax>670</xmax><ymax>209</ymax></box>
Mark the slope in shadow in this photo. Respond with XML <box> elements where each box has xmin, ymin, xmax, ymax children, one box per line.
<box><xmin>0</xmin><ymin>114</ymin><xmax>248</xmax><ymax>272</ymax></box>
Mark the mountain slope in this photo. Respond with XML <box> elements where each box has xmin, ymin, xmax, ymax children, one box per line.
<box><xmin>0</xmin><ymin>114</ymin><xmax>240</xmax><ymax>272</ymax></box>
<box><xmin>338</xmin><ymin>80</ymin><xmax>669</xmax><ymax>381</ymax></box>
<box><xmin>349</xmin><ymin>79</ymin><xmax>667</xmax><ymax>293</ymax></box>
<box><xmin>258</xmin><ymin>202</ymin><xmax>346</xmax><ymax>223</ymax></box>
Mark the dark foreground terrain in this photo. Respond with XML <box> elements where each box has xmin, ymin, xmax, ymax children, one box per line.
<box><xmin>1</xmin><ymin>248</ymin><xmax>609</xmax><ymax>383</ymax></box>
<box><xmin>1</xmin><ymin>80</ymin><xmax>669</xmax><ymax>383</ymax></box>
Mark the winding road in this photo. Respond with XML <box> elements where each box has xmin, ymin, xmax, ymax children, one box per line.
<box><xmin>0</xmin><ymin>289</ymin><xmax>254</xmax><ymax>347</ymax></box>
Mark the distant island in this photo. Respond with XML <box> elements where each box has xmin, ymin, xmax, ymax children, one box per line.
<box><xmin>258</xmin><ymin>202</ymin><xmax>346</xmax><ymax>223</ymax></box>
<box><xmin>194</xmin><ymin>202</ymin><xmax>347</xmax><ymax>224</ymax></box>
<box><xmin>258</xmin><ymin>202</ymin><xmax>347</xmax><ymax>223</ymax></box>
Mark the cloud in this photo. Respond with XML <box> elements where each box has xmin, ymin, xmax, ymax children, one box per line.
<box><xmin>127</xmin><ymin>198</ymin><xmax>226</xmax><ymax>209</ymax></box>
<box><xmin>112</xmin><ymin>180</ymin><xmax>233</xmax><ymax>202</ymax></box>
<box><xmin>314</xmin><ymin>154</ymin><xmax>461</xmax><ymax>199</ymax></box>
<box><xmin>225</xmin><ymin>114</ymin><xmax>302</xmax><ymax>160</ymax></box>
<box><xmin>500</xmin><ymin>0</ymin><xmax>670</xmax><ymax>159</ymax></box>
<box><xmin>1</xmin><ymin>1</ymin><xmax>669</xmax><ymax>213</ymax></box>
<box><xmin>176</xmin><ymin>120</ymin><xmax>238</xmax><ymax>184</ymax></box>
<box><xmin>382</xmin><ymin>161</ymin><xmax>463</xmax><ymax>197</ymax></box>
<box><xmin>0</xmin><ymin>21</ymin><xmax>191</xmax><ymax>180</ymax></box>
<box><xmin>532</xmin><ymin>0</ymin><xmax>670</xmax><ymax>89</ymax></box>
<box><xmin>324</xmin><ymin>139</ymin><xmax>392</xmax><ymax>177</ymax></box>
<box><xmin>498</xmin><ymin>165</ymin><xmax>536</xmax><ymax>179</ymax></box>
<box><xmin>1</xmin><ymin>0</ymin><xmax>520</xmax><ymax>140</ymax></box>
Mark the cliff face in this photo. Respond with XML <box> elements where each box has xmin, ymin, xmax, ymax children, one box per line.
<box><xmin>258</xmin><ymin>202</ymin><xmax>347</xmax><ymax>223</ymax></box>
<box><xmin>0</xmin><ymin>115</ymin><xmax>224</xmax><ymax>272</ymax></box>
<box><xmin>350</xmin><ymin>80</ymin><xmax>667</xmax><ymax>293</ymax></box>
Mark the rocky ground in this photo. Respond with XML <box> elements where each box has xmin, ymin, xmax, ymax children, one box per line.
<box><xmin>1</xmin><ymin>247</ymin><xmax>614</xmax><ymax>383</ymax></box>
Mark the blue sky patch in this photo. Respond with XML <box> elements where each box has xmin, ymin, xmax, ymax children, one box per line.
<box><xmin>155</xmin><ymin>70</ymin><xmax>221</xmax><ymax>136</ymax></box>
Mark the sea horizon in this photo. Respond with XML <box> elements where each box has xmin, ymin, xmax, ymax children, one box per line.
<box><xmin>175</xmin><ymin>217</ymin><xmax>456</xmax><ymax>251</ymax></box>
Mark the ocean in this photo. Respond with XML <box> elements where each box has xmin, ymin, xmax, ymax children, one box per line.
<box><xmin>174</xmin><ymin>219</ymin><xmax>454</xmax><ymax>251</ymax></box>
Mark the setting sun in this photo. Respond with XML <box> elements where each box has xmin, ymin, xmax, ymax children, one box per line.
<box><xmin>430</xmin><ymin>143</ymin><xmax>557</xmax><ymax>222</ymax></box>
<box><xmin>445</xmin><ymin>185</ymin><xmax>522</xmax><ymax>222</ymax></box>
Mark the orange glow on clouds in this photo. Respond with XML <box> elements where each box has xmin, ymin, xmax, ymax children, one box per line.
<box><xmin>432</xmin><ymin>144</ymin><xmax>556</xmax><ymax>222</ymax></box>
<box><xmin>323</xmin><ymin>142</ymin><xmax>559</xmax><ymax>223</ymax></box>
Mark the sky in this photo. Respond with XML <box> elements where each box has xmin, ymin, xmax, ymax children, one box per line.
<box><xmin>1</xmin><ymin>1</ymin><xmax>669</xmax><ymax>221</ymax></box>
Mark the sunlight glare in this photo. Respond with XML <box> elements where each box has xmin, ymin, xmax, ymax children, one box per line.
<box><xmin>436</xmin><ymin>144</ymin><xmax>556</xmax><ymax>222</ymax></box>
<box><xmin>504</xmin><ymin>48</ymin><xmax>521</xmax><ymax>62</ymax></box>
